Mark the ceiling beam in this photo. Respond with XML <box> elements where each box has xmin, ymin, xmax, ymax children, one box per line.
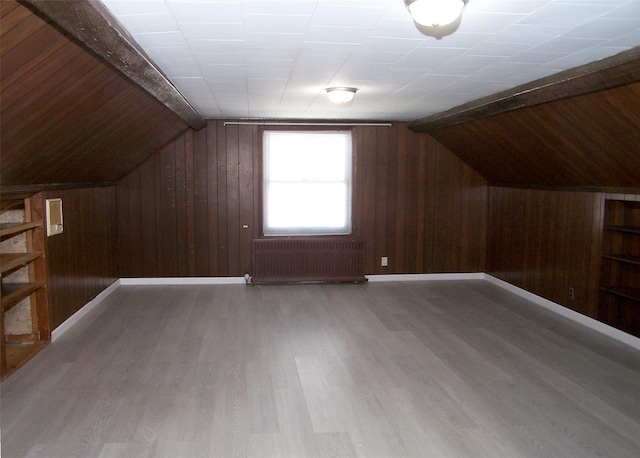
<box><xmin>19</xmin><ymin>0</ymin><xmax>206</xmax><ymax>131</ymax></box>
<box><xmin>408</xmin><ymin>46</ymin><xmax>640</xmax><ymax>133</ymax></box>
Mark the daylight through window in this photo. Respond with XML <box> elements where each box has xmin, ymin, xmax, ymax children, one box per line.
<box><xmin>263</xmin><ymin>130</ymin><xmax>352</xmax><ymax>236</ymax></box>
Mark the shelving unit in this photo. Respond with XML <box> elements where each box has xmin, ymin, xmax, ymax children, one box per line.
<box><xmin>0</xmin><ymin>194</ymin><xmax>50</xmax><ymax>380</ymax></box>
<box><xmin>599</xmin><ymin>197</ymin><xmax>640</xmax><ymax>337</ymax></box>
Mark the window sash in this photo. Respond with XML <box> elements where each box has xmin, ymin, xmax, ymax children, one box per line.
<box><xmin>263</xmin><ymin>130</ymin><xmax>352</xmax><ymax>236</ymax></box>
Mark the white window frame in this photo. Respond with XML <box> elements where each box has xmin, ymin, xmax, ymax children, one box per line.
<box><xmin>262</xmin><ymin>129</ymin><xmax>353</xmax><ymax>236</ymax></box>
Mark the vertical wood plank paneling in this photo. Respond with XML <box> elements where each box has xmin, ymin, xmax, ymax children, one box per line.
<box><xmin>207</xmin><ymin>122</ymin><xmax>220</xmax><ymax>276</ymax></box>
<box><xmin>374</xmin><ymin>128</ymin><xmax>389</xmax><ymax>274</ymax></box>
<box><xmin>116</xmin><ymin>174</ymin><xmax>131</xmax><ymax>275</ymax></box>
<box><xmin>415</xmin><ymin>134</ymin><xmax>430</xmax><ymax>272</ymax></box>
<box><xmin>358</xmin><ymin>126</ymin><xmax>378</xmax><ymax>271</ymax></box>
<box><xmin>394</xmin><ymin>126</ymin><xmax>409</xmax><ymax>271</ymax></box>
<box><xmin>185</xmin><ymin>130</ymin><xmax>197</xmax><ymax>276</ymax></box>
<box><xmin>194</xmin><ymin>127</ymin><xmax>210</xmax><ymax>275</ymax></box>
<box><xmin>384</xmin><ymin>127</ymin><xmax>398</xmax><ymax>272</ymax></box>
<box><xmin>139</xmin><ymin>156</ymin><xmax>158</xmax><ymax>278</ymax></box>
<box><xmin>432</xmin><ymin>143</ymin><xmax>461</xmax><ymax>272</ymax></box>
<box><xmin>487</xmin><ymin>187</ymin><xmax>603</xmax><ymax>318</ymax></box>
<box><xmin>216</xmin><ymin>122</ymin><xmax>228</xmax><ymax>276</ymax></box>
<box><xmin>160</xmin><ymin>143</ymin><xmax>178</xmax><ymax>276</ymax></box>
<box><xmin>1</xmin><ymin>3</ymin><xmax>191</xmax><ymax>186</ymax></box>
<box><xmin>117</xmin><ymin>122</ymin><xmax>488</xmax><ymax>277</ymax></box>
<box><xmin>226</xmin><ymin>125</ymin><xmax>241</xmax><ymax>276</ymax></box>
<box><xmin>239</xmin><ymin>125</ymin><xmax>255</xmax><ymax>275</ymax></box>
<box><xmin>43</xmin><ymin>187</ymin><xmax>118</xmax><ymax>329</ymax></box>
<box><xmin>127</xmin><ymin>168</ymin><xmax>143</xmax><ymax>277</ymax></box>
<box><xmin>175</xmin><ymin>134</ymin><xmax>188</xmax><ymax>276</ymax></box>
<box><xmin>154</xmin><ymin>152</ymin><xmax>165</xmax><ymax>275</ymax></box>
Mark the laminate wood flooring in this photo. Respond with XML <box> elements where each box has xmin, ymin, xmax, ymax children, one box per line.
<box><xmin>2</xmin><ymin>280</ymin><xmax>639</xmax><ymax>457</ymax></box>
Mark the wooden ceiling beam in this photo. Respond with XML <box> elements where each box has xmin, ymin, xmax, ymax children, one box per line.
<box><xmin>408</xmin><ymin>46</ymin><xmax>640</xmax><ymax>133</ymax></box>
<box><xmin>19</xmin><ymin>0</ymin><xmax>206</xmax><ymax>131</ymax></box>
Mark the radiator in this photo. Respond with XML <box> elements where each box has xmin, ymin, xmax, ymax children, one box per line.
<box><xmin>252</xmin><ymin>237</ymin><xmax>366</xmax><ymax>284</ymax></box>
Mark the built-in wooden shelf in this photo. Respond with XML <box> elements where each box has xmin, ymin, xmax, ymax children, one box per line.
<box><xmin>599</xmin><ymin>199</ymin><xmax>640</xmax><ymax>337</ymax></box>
<box><xmin>1</xmin><ymin>193</ymin><xmax>50</xmax><ymax>380</ymax></box>
<box><xmin>0</xmin><ymin>252</ymin><xmax>44</xmax><ymax>277</ymax></box>
<box><xmin>600</xmin><ymin>286</ymin><xmax>640</xmax><ymax>303</ymax></box>
<box><xmin>2</xmin><ymin>282</ymin><xmax>45</xmax><ymax>312</ymax></box>
<box><xmin>0</xmin><ymin>221</ymin><xmax>42</xmax><ymax>241</ymax></box>
<box><xmin>3</xmin><ymin>341</ymin><xmax>49</xmax><ymax>380</ymax></box>
<box><xmin>602</xmin><ymin>254</ymin><xmax>640</xmax><ymax>266</ymax></box>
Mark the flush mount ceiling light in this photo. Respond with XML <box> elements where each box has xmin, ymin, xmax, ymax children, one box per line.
<box><xmin>405</xmin><ymin>0</ymin><xmax>467</xmax><ymax>27</ymax></box>
<box><xmin>325</xmin><ymin>87</ymin><xmax>357</xmax><ymax>104</ymax></box>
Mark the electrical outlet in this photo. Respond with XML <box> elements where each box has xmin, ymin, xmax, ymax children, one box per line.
<box><xmin>569</xmin><ymin>287</ymin><xmax>575</xmax><ymax>300</ymax></box>
<box><xmin>381</xmin><ymin>256</ymin><xmax>388</xmax><ymax>267</ymax></box>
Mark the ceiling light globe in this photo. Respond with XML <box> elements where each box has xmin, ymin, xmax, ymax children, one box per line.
<box><xmin>326</xmin><ymin>87</ymin><xmax>357</xmax><ymax>104</ymax></box>
<box><xmin>407</xmin><ymin>0</ymin><xmax>465</xmax><ymax>27</ymax></box>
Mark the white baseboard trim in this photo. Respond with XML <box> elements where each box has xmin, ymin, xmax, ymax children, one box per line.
<box><xmin>484</xmin><ymin>274</ymin><xmax>640</xmax><ymax>350</ymax></box>
<box><xmin>51</xmin><ymin>279</ymin><xmax>121</xmax><ymax>342</ymax></box>
<box><xmin>119</xmin><ymin>277</ymin><xmax>247</xmax><ymax>285</ymax></box>
<box><xmin>52</xmin><ymin>274</ymin><xmax>639</xmax><ymax>350</ymax></box>
<box><xmin>366</xmin><ymin>273</ymin><xmax>485</xmax><ymax>282</ymax></box>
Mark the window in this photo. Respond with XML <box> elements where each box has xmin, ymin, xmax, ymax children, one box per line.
<box><xmin>263</xmin><ymin>130</ymin><xmax>352</xmax><ymax>236</ymax></box>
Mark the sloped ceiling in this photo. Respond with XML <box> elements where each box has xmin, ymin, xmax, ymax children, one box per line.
<box><xmin>0</xmin><ymin>0</ymin><xmax>196</xmax><ymax>187</ymax></box>
<box><xmin>426</xmin><ymin>81</ymin><xmax>640</xmax><ymax>188</ymax></box>
<box><xmin>409</xmin><ymin>48</ymin><xmax>640</xmax><ymax>188</ymax></box>
<box><xmin>1</xmin><ymin>0</ymin><xmax>639</xmax><ymax>190</ymax></box>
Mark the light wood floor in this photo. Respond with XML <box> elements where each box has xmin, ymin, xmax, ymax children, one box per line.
<box><xmin>2</xmin><ymin>280</ymin><xmax>639</xmax><ymax>457</ymax></box>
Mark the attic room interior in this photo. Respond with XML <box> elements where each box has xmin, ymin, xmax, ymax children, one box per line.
<box><xmin>1</xmin><ymin>0</ymin><xmax>639</xmax><ymax>456</ymax></box>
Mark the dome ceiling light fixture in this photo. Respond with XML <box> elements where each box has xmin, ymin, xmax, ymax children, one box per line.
<box><xmin>325</xmin><ymin>87</ymin><xmax>358</xmax><ymax>104</ymax></box>
<box><xmin>405</xmin><ymin>0</ymin><xmax>468</xmax><ymax>27</ymax></box>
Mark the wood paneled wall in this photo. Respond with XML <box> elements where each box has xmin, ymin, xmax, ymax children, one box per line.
<box><xmin>1</xmin><ymin>1</ymin><xmax>189</xmax><ymax>185</ymax></box>
<box><xmin>487</xmin><ymin>187</ymin><xmax>604</xmax><ymax>318</ymax></box>
<box><xmin>41</xmin><ymin>187</ymin><xmax>118</xmax><ymax>329</ymax></box>
<box><xmin>117</xmin><ymin>121</ymin><xmax>488</xmax><ymax>277</ymax></box>
<box><xmin>428</xmin><ymin>82</ymin><xmax>640</xmax><ymax>188</ymax></box>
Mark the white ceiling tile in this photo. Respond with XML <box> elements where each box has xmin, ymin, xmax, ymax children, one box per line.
<box><xmin>310</xmin><ymin>5</ymin><xmax>390</xmax><ymax>28</ymax></box>
<box><xmin>562</xmin><ymin>18</ymin><xmax>640</xmax><ymax>40</ymax></box>
<box><xmin>489</xmin><ymin>24</ymin><xmax>566</xmax><ymax>45</ymax></box>
<box><xmin>299</xmin><ymin>42</ymin><xmax>359</xmax><ymax>58</ymax></box>
<box><xmin>195</xmin><ymin>52</ymin><xmax>245</xmax><ymax>65</ymax></box>
<box><xmin>188</xmin><ymin>39</ymin><xmax>245</xmax><ymax>53</ymax></box>
<box><xmin>458</xmin><ymin>12</ymin><xmax>526</xmax><ymax>34</ymax></box>
<box><xmin>370</xmin><ymin>18</ymin><xmax>427</xmax><ymax>39</ymax></box>
<box><xmin>159</xmin><ymin>58</ymin><xmax>202</xmax><ymax>78</ymax></box>
<box><xmin>144</xmin><ymin>45</ymin><xmax>193</xmax><ymax>61</ymax></box>
<box><xmin>543</xmin><ymin>46</ymin><xmax>635</xmax><ymax>69</ymax></box>
<box><xmin>99</xmin><ymin>0</ymin><xmax>640</xmax><ymax>121</ymax></box>
<box><xmin>358</xmin><ymin>36</ymin><xmax>423</xmax><ymax>54</ymax></box>
<box><xmin>518</xmin><ymin>3</ymin><xmax>615</xmax><ymax>28</ymax></box>
<box><xmin>132</xmin><ymin>31</ymin><xmax>187</xmax><ymax>48</ymax></box>
<box><xmin>112</xmin><ymin>13</ymin><xmax>179</xmax><ymax>34</ymax></box>
<box><xmin>603</xmin><ymin>1</ymin><xmax>640</xmax><ymax>19</ymax></box>
<box><xmin>465</xmin><ymin>41</ymin><xmax>532</xmax><ymax>58</ymax></box>
<box><xmin>247</xmin><ymin>78</ymin><xmax>288</xmax><ymax>94</ymax></box>
<box><xmin>167</xmin><ymin>1</ymin><xmax>243</xmax><ymax>23</ymax></box>
<box><xmin>244</xmin><ymin>33</ymin><xmax>305</xmax><ymax>48</ymax></box>
<box><xmin>101</xmin><ymin>0</ymin><xmax>169</xmax><ymax>16</ymax></box>
<box><xmin>431</xmin><ymin>54</ymin><xmax>505</xmax><ymax>76</ymax></box>
<box><xmin>243</xmin><ymin>14</ymin><xmax>312</xmax><ymax>34</ymax></box>
<box><xmin>530</xmin><ymin>37</ymin><xmax>605</xmax><ymax>55</ymax></box>
<box><xmin>200</xmin><ymin>64</ymin><xmax>246</xmax><ymax>78</ymax></box>
<box><xmin>241</xmin><ymin>0</ymin><xmax>318</xmax><ymax>16</ymax></box>
<box><xmin>505</xmin><ymin>51</ymin><xmax>566</xmax><ymax>65</ymax></box>
<box><xmin>466</xmin><ymin>0</ymin><xmax>549</xmax><ymax>15</ymax></box>
<box><xmin>180</xmin><ymin>23</ymin><xmax>244</xmax><ymax>40</ymax></box>
<box><xmin>304</xmin><ymin>26</ymin><xmax>371</xmax><ymax>44</ymax></box>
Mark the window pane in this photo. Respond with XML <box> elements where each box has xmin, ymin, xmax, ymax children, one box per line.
<box><xmin>263</xmin><ymin>130</ymin><xmax>352</xmax><ymax>236</ymax></box>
